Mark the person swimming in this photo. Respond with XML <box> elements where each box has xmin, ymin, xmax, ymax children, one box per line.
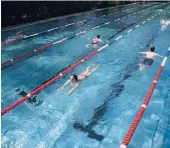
<box><xmin>77</xmin><ymin>20</ymin><xmax>85</xmax><ymax>26</ymax></box>
<box><xmin>92</xmin><ymin>35</ymin><xmax>103</xmax><ymax>44</ymax></box>
<box><xmin>86</xmin><ymin>35</ymin><xmax>103</xmax><ymax>48</ymax></box>
<box><xmin>57</xmin><ymin>64</ymin><xmax>98</xmax><ymax>94</ymax></box>
<box><xmin>16</xmin><ymin>31</ymin><xmax>24</xmax><ymax>39</ymax></box>
<box><xmin>158</xmin><ymin>9</ymin><xmax>163</xmax><ymax>12</ymax></box>
<box><xmin>138</xmin><ymin>46</ymin><xmax>163</xmax><ymax>71</ymax></box>
<box><xmin>1</xmin><ymin>31</ymin><xmax>25</xmax><ymax>47</ymax></box>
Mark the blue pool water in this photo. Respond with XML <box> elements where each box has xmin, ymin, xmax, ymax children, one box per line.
<box><xmin>1</xmin><ymin>2</ymin><xmax>170</xmax><ymax>148</ymax></box>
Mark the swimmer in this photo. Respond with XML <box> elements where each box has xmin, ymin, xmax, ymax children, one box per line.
<box><xmin>16</xmin><ymin>31</ymin><xmax>24</xmax><ymax>39</ymax></box>
<box><xmin>57</xmin><ymin>64</ymin><xmax>98</xmax><ymax>94</ymax></box>
<box><xmin>138</xmin><ymin>46</ymin><xmax>163</xmax><ymax>71</ymax></box>
<box><xmin>86</xmin><ymin>35</ymin><xmax>103</xmax><ymax>48</ymax></box>
<box><xmin>2</xmin><ymin>38</ymin><xmax>16</xmax><ymax>46</ymax></box>
<box><xmin>1</xmin><ymin>31</ymin><xmax>24</xmax><ymax>46</ymax></box>
<box><xmin>158</xmin><ymin>9</ymin><xmax>163</xmax><ymax>12</ymax></box>
<box><xmin>1</xmin><ymin>31</ymin><xmax>25</xmax><ymax>46</ymax></box>
<box><xmin>160</xmin><ymin>17</ymin><xmax>170</xmax><ymax>31</ymax></box>
<box><xmin>77</xmin><ymin>20</ymin><xmax>85</xmax><ymax>26</ymax></box>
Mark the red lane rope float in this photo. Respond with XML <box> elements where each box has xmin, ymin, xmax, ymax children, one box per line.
<box><xmin>1</xmin><ymin>4</ymin><xmax>166</xmax><ymax>116</ymax></box>
<box><xmin>1</xmin><ymin>44</ymin><xmax>108</xmax><ymax>116</ymax></box>
<box><xmin>1</xmin><ymin>3</ymin><xmax>142</xmax><ymax>46</ymax></box>
<box><xmin>1</xmin><ymin>4</ymin><xmax>161</xmax><ymax>70</ymax></box>
<box><xmin>2</xmin><ymin>43</ymin><xmax>53</xmax><ymax>66</ymax></box>
<box><xmin>120</xmin><ymin>47</ymin><xmax>170</xmax><ymax>148</ymax></box>
<box><xmin>1</xmin><ymin>38</ymin><xmax>20</xmax><ymax>46</ymax></box>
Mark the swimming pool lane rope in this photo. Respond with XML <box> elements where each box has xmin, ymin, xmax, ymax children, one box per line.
<box><xmin>120</xmin><ymin>46</ymin><xmax>170</xmax><ymax>148</ymax></box>
<box><xmin>1</xmin><ymin>4</ymin><xmax>166</xmax><ymax>116</ymax></box>
<box><xmin>1</xmin><ymin>2</ymin><xmax>147</xmax><ymax>46</ymax></box>
<box><xmin>1</xmin><ymin>4</ymin><xmax>162</xmax><ymax>70</ymax></box>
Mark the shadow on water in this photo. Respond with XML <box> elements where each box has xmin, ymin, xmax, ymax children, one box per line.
<box><xmin>73</xmin><ymin>73</ymin><xmax>129</xmax><ymax>141</ymax></box>
<box><xmin>15</xmin><ymin>65</ymin><xmax>72</xmax><ymax>107</ymax></box>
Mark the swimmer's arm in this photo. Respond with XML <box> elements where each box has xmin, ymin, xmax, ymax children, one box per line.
<box><xmin>155</xmin><ymin>53</ymin><xmax>164</xmax><ymax>58</ymax></box>
<box><xmin>99</xmin><ymin>39</ymin><xmax>103</xmax><ymax>43</ymax></box>
<box><xmin>67</xmin><ymin>83</ymin><xmax>80</xmax><ymax>95</ymax></box>
<box><xmin>57</xmin><ymin>80</ymin><xmax>70</xmax><ymax>91</ymax></box>
<box><xmin>138</xmin><ymin>52</ymin><xmax>147</xmax><ymax>54</ymax></box>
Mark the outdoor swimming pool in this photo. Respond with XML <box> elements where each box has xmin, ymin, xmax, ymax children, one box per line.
<box><xmin>1</xmin><ymin>2</ymin><xmax>170</xmax><ymax>148</ymax></box>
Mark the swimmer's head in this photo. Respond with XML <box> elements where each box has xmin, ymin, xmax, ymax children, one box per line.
<box><xmin>150</xmin><ymin>46</ymin><xmax>155</xmax><ymax>52</ymax></box>
<box><xmin>70</xmin><ymin>74</ymin><xmax>78</xmax><ymax>82</ymax></box>
<box><xmin>97</xmin><ymin>35</ymin><xmax>100</xmax><ymax>39</ymax></box>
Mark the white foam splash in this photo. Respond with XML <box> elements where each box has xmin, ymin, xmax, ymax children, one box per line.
<box><xmin>160</xmin><ymin>18</ymin><xmax>170</xmax><ymax>31</ymax></box>
<box><xmin>36</xmin><ymin>97</ymin><xmax>80</xmax><ymax>148</ymax></box>
<box><xmin>36</xmin><ymin>141</ymin><xmax>46</xmax><ymax>148</ymax></box>
<box><xmin>1</xmin><ymin>136</ymin><xmax>8</xmax><ymax>145</ymax></box>
<box><xmin>2</xmin><ymin>131</ymin><xmax>28</xmax><ymax>148</ymax></box>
